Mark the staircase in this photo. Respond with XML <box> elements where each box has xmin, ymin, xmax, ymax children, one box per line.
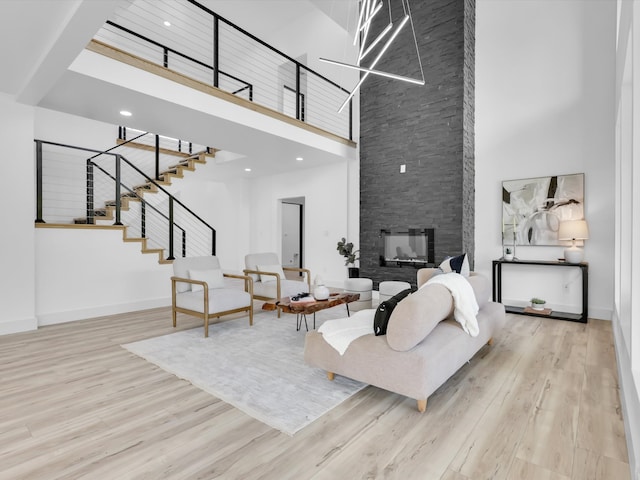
<box><xmin>35</xmin><ymin>133</ymin><xmax>218</xmax><ymax>264</ymax></box>
<box><xmin>73</xmin><ymin>146</ymin><xmax>210</xmax><ymax>225</ymax></box>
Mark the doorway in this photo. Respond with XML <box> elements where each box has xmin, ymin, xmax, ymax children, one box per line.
<box><xmin>281</xmin><ymin>197</ymin><xmax>304</xmax><ymax>277</ymax></box>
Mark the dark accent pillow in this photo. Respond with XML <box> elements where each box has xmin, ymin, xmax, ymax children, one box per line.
<box><xmin>439</xmin><ymin>253</ymin><xmax>470</xmax><ymax>277</ymax></box>
<box><xmin>373</xmin><ymin>288</ymin><xmax>415</xmax><ymax>336</ymax></box>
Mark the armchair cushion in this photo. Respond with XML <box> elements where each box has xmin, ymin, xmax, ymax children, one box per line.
<box><xmin>253</xmin><ymin>279</ymin><xmax>308</xmax><ymax>299</ymax></box>
<box><xmin>189</xmin><ymin>268</ymin><xmax>225</xmax><ymax>291</ymax></box>
<box><xmin>173</xmin><ymin>256</ymin><xmax>221</xmax><ymax>293</ymax></box>
<box><xmin>245</xmin><ymin>252</ymin><xmax>280</xmax><ymax>281</ymax></box>
<box><xmin>176</xmin><ymin>288</ymin><xmax>251</xmax><ymax>314</ymax></box>
<box><xmin>257</xmin><ymin>264</ymin><xmax>285</xmax><ymax>283</ymax></box>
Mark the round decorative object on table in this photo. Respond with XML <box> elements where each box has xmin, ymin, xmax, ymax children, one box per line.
<box><xmin>314</xmin><ymin>284</ymin><xmax>330</xmax><ymax>301</ymax></box>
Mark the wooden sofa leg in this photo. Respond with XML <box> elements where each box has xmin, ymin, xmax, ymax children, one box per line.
<box><xmin>327</xmin><ymin>372</ymin><xmax>335</xmax><ymax>381</ymax></box>
<box><xmin>172</xmin><ymin>308</ymin><xmax>177</xmax><ymax>328</ymax></box>
<box><xmin>487</xmin><ymin>337</ymin><xmax>494</xmax><ymax>346</ymax></box>
<box><xmin>417</xmin><ymin>399</ymin><xmax>427</xmax><ymax>413</ymax></box>
<box><xmin>204</xmin><ymin>316</ymin><xmax>209</xmax><ymax>338</ymax></box>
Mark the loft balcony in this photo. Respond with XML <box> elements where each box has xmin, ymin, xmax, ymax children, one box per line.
<box><xmin>35</xmin><ymin>0</ymin><xmax>357</xmax><ymax>179</ymax></box>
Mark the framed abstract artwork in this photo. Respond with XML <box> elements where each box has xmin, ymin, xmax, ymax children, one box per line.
<box><xmin>502</xmin><ymin>173</ymin><xmax>584</xmax><ymax>246</ymax></box>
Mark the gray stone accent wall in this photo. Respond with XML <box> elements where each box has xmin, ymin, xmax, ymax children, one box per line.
<box><xmin>359</xmin><ymin>0</ymin><xmax>475</xmax><ymax>288</ymax></box>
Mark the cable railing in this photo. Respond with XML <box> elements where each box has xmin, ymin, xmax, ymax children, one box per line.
<box><xmin>35</xmin><ymin>139</ymin><xmax>215</xmax><ymax>260</ymax></box>
<box><xmin>94</xmin><ymin>0</ymin><xmax>353</xmax><ymax>140</ymax></box>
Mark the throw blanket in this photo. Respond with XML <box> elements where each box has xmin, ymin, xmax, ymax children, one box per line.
<box><xmin>317</xmin><ymin>309</ymin><xmax>375</xmax><ymax>355</ymax></box>
<box><xmin>425</xmin><ymin>272</ymin><xmax>480</xmax><ymax>336</ymax></box>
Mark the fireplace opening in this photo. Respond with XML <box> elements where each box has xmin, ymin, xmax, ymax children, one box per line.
<box><xmin>379</xmin><ymin>228</ymin><xmax>435</xmax><ymax>268</ymax></box>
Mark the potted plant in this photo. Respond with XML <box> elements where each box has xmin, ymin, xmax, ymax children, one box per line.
<box><xmin>337</xmin><ymin>237</ymin><xmax>360</xmax><ymax>278</ymax></box>
<box><xmin>504</xmin><ymin>247</ymin><xmax>514</xmax><ymax>261</ymax></box>
<box><xmin>530</xmin><ymin>297</ymin><xmax>546</xmax><ymax>310</ymax></box>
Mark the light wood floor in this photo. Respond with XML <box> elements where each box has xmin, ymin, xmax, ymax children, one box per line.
<box><xmin>0</xmin><ymin>307</ymin><xmax>631</xmax><ymax>480</ymax></box>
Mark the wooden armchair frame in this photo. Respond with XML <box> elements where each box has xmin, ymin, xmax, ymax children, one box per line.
<box><xmin>171</xmin><ymin>273</ymin><xmax>253</xmax><ymax>337</ymax></box>
<box><xmin>243</xmin><ymin>266</ymin><xmax>310</xmax><ymax>317</ymax></box>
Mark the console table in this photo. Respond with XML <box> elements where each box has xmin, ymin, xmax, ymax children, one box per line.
<box><xmin>492</xmin><ymin>259</ymin><xmax>588</xmax><ymax>323</ymax></box>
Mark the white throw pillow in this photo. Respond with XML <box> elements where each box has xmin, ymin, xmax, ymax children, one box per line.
<box><xmin>257</xmin><ymin>264</ymin><xmax>285</xmax><ymax>283</ymax></box>
<box><xmin>189</xmin><ymin>268</ymin><xmax>225</xmax><ymax>292</ymax></box>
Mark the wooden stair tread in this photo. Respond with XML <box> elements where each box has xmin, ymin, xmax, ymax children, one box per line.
<box><xmin>66</xmin><ymin>138</ymin><xmax>216</xmax><ymax>262</ymax></box>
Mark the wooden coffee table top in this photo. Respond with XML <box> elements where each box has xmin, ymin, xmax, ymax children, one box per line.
<box><xmin>262</xmin><ymin>292</ymin><xmax>360</xmax><ymax>315</ymax></box>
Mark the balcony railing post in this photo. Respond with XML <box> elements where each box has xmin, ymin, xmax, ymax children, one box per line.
<box><xmin>35</xmin><ymin>141</ymin><xmax>45</xmax><ymax>223</ymax></box>
<box><xmin>167</xmin><ymin>197</ymin><xmax>175</xmax><ymax>260</ymax></box>
<box><xmin>155</xmin><ymin>134</ymin><xmax>160</xmax><ymax>180</ymax></box>
<box><xmin>182</xmin><ymin>230</ymin><xmax>186</xmax><ymax>257</ymax></box>
<box><xmin>295</xmin><ymin>63</ymin><xmax>301</xmax><ymax>121</ymax></box>
<box><xmin>86</xmin><ymin>159</ymin><xmax>94</xmax><ymax>225</ymax></box>
<box><xmin>211</xmin><ymin>227</ymin><xmax>216</xmax><ymax>256</ymax></box>
<box><xmin>213</xmin><ymin>15</ymin><xmax>219</xmax><ymax>87</ymax></box>
<box><xmin>114</xmin><ymin>155</ymin><xmax>123</xmax><ymax>225</ymax></box>
<box><xmin>349</xmin><ymin>99</ymin><xmax>353</xmax><ymax>141</ymax></box>
<box><xmin>141</xmin><ymin>201</ymin><xmax>146</xmax><ymax>238</ymax></box>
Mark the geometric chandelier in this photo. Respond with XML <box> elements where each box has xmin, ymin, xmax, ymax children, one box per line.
<box><xmin>319</xmin><ymin>0</ymin><xmax>425</xmax><ymax>112</ymax></box>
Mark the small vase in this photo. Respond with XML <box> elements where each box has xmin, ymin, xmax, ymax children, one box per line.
<box><xmin>504</xmin><ymin>253</ymin><xmax>514</xmax><ymax>261</ymax></box>
<box><xmin>314</xmin><ymin>284</ymin><xmax>330</xmax><ymax>301</ymax></box>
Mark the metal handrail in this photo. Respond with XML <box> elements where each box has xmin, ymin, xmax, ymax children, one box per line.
<box><xmin>99</xmin><ymin>0</ymin><xmax>353</xmax><ymax>140</ymax></box>
<box><xmin>105</xmin><ymin>20</ymin><xmax>252</xmax><ymax>94</ymax></box>
<box><xmin>35</xmin><ymin>139</ymin><xmax>216</xmax><ymax>258</ymax></box>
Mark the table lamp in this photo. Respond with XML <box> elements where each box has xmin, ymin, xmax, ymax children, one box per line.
<box><xmin>558</xmin><ymin>219</ymin><xmax>589</xmax><ymax>263</ymax></box>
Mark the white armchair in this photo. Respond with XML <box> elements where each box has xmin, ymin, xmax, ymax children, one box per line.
<box><xmin>244</xmin><ymin>252</ymin><xmax>310</xmax><ymax>317</ymax></box>
<box><xmin>171</xmin><ymin>256</ymin><xmax>253</xmax><ymax>337</ymax></box>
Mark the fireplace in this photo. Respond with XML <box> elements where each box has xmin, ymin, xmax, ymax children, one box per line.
<box><xmin>379</xmin><ymin>228</ymin><xmax>435</xmax><ymax>268</ymax></box>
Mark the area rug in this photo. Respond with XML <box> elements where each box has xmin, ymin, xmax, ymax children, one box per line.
<box><xmin>122</xmin><ymin>308</ymin><xmax>367</xmax><ymax>435</ymax></box>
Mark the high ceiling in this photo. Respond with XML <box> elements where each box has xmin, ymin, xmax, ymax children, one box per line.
<box><xmin>0</xmin><ymin>0</ymin><xmax>358</xmax><ymax>179</ymax></box>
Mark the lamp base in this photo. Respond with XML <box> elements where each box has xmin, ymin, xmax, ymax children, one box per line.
<box><xmin>564</xmin><ymin>247</ymin><xmax>584</xmax><ymax>264</ymax></box>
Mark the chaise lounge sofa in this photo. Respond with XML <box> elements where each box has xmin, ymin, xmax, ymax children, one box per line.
<box><xmin>304</xmin><ymin>268</ymin><xmax>506</xmax><ymax>412</ymax></box>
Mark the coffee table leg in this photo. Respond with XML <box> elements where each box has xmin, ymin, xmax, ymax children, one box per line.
<box><xmin>296</xmin><ymin>314</ymin><xmax>309</xmax><ymax>332</ymax></box>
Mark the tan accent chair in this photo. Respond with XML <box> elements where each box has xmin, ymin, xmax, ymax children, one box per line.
<box><xmin>244</xmin><ymin>252</ymin><xmax>310</xmax><ymax>317</ymax></box>
<box><xmin>171</xmin><ymin>256</ymin><xmax>253</xmax><ymax>337</ymax></box>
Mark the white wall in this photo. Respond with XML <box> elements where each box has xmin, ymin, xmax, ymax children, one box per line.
<box><xmin>247</xmin><ymin>161</ymin><xmax>350</xmax><ymax>288</ymax></box>
<box><xmin>167</xmin><ymin>175</ymin><xmax>252</xmax><ymax>273</ymax></box>
<box><xmin>35</xmin><ymin>227</ymin><xmax>172</xmax><ymax>324</ymax></box>
<box><xmin>475</xmin><ymin>0</ymin><xmax>616</xmax><ymax>320</ymax></box>
<box><xmin>0</xmin><ymin>94</ymin><xmax>37</xmax><ymax>335</ymax></box>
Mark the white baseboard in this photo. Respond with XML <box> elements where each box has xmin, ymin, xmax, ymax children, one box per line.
<box><xmin>37</xmin><ymin>297</ymin><xmax>172</xmax><ymax>326</ymax></box>
<box><xmin>0</xmin><ymin>317</ymin><xmax>38</xmax><ymax>336</ymax></box>
<box><xmin>613</xmin><ymin>319</ymin><xmax>640</xmax><ymax>480</ymax></box>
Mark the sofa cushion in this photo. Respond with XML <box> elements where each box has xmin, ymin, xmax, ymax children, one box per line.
<box><xmin>386</xmin><ymin>284</ymin><xmax>453</xmax><ymax>352</ymax></box>
<box><xmin>466</xmin><ymin>274</ymin><xmax>491</xmax><ymax>309</ymax></box>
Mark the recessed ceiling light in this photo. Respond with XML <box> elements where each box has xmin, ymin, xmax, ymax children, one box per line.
<box><xmin>296</xmin><ymin>157</ymin><xmax>303</xmax><ymax>161</ymax></box>
<box><xmin>244</xmin><ymin>168</ymin><xmax>252</xmax><ymax>172</ymax></box>
<box><xmin>164</xmin><ymin>21</ymin><xmax>171</xmax><ymax>27</ymax></box>
<box><xmin>119</xmin><ymin>110</ymin><xmax>132</xmax><ymax>117</ymax></box>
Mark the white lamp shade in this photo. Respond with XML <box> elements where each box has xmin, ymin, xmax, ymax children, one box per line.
<box><xmin>558</xmin><ymin>220</ymin><xmax>590</xmax><ymax>241</ymax></box>
<box><xmin>558</xmin><ymin>219</ymin><xmax>589</xmax><ymax>264</ymax></box>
